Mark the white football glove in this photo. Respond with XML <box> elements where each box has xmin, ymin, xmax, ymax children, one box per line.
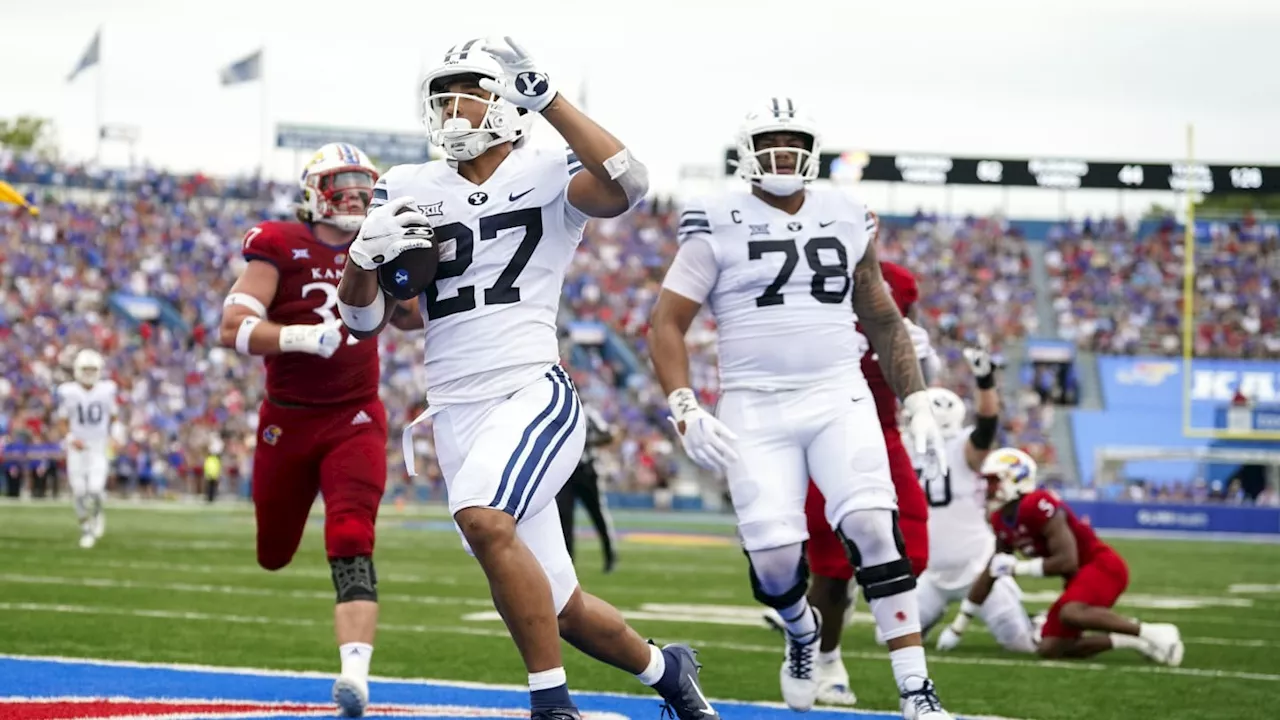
<box><xmin>667</xmin><ymin>388</ymin><xmax>739</xmax><ymax>473</ymax></box>
<box><xmin>964</xmin><ymin>347</ymin><xmax>995</xmax><ymax>378</ymax></box>
<box><xmin>902</xmin><ymin>391</ymin><xmax>948</xmax><ymax>477</ymax></box>
<box><xmin>349</xmin><ymin>196</ymin><xmax>435</xmax><ymax>271</ymax></box>
<box><xmin>279</xmin><ymin>321</ymin><xmax>344</xmax><ymax>359</ymax></box>
<box><xmin>989</xmin><ymin>552</ymin><xmax>1019</xmax><ymax>579</ymax></box>
<box><xmin>477</xmin><ymin>36</ymin><xmax>559</xmax><ymax>113</ymax></box>
<box><xmin>936</xmin><ymin>626</ymin><xmax>963</xmax><ymax>652</ymax></box>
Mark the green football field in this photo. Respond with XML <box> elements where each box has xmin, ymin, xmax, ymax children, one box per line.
<box><xmin>1</xmin><ymin>501</ymin><xmax>1277</xmax><ymax>720</ymax></box>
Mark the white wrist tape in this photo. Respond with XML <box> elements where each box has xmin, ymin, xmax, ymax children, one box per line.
<box><xmin>235</xmin><ymin>316</ymin><xmax>261</xmax><ymax>354</ymax></box>
<box><xmin>949</xmin><ymin>612</ymin><xmax>972</xmax><ymax>634</ymax></box>
<box><xmin>1015</xmin><ymin>558</ymin><xmax>1045</xmax><ymax>577</ymax></box>
<box><xmin>667</xmin><ymin>388</ymin><xmax>700</xmax><ymax>424</ymax></box>
<box><xmin>337</xmin><ymin>292</ymin><xmax>386</xmax><ymax>333</ymax></box>
<box><xmin>224</xmin><ymin>292</ymin><xmax>267</xmax><ymax>317</ymax></box>
<box><xmin>603</xmin><ymin>147</ymin><xmax>649</xmax><ymax>209</ymax></box>
<box><xmin>959</xmin><ymin>598</ymin><xmax>981</xmax><ymax>617</ymax></box>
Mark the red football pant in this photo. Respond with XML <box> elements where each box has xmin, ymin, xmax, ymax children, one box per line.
<box><xmin>806</xmin><ymin>430</ymin><xmax>929</xmax><ymax>580</ymax></box>
<box><xmin>252</xmin><ymin>397</ymin><xmax>388</xmax><ymax>569</ymax></box>
<box><xmin>1042</xmin><ymin>549</ymin><xmax>1130</xmax><ymax>639</ymax></box>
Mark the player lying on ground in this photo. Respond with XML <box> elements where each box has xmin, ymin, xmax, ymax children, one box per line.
<box><xmin>649</xmin><ymin>97</ymin><xmax>953</xmax><ymax>720</ymax></box>
<box><xmin>55</xmin><ymin>348</ymin><xmax>118</xmax><ymax>549</ymax></box>
<box><xmin>218</xmin><ymin>143</ymin><xmax>423</xmax><ymax>717</ymax></box>
<box><xmin>914</xmin><ymin>352</ymin><xmax>1038</xmax><ymax>655</ymax></box>
<box><xmin>762</xmin><ymin>259</ymin><xmax>939</xmax><ymax>707</ymax></box>
<box><xmin>950</xmin><ymin>449</ymin><xmax>1184</xmax><ymax>665</ymax></box>
<box><xmin>335</xmin><ymin>36</ymin><xmax>718</xmax><ymax>720</ymax></box>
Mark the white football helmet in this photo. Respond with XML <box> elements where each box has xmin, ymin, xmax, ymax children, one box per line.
<box><xmin>735</xmin><ymin>97</ymin><xmax>822</xmax><ymax>197</ymax></box>
<box><xmin>299</xmin><ymin>143</ymin><xmax>380</xmax><ymax>232</ymax></box>
<box><xmin>73</xmin><ymin>348</ymin><xmax>104</xmax><ymax>387</ymax></box>
<box><xmin>926</xmin><ymin>387</ymin><xmax>967</xmax><ymax>438</ymax></box>
<box><xmin>421</xmin><ymin>39</ymin><xmax>530</xmax><ymax>161</ymax></box>
<box><xmin>981</xmin><ymin>447</ymin><xmax>1039</xmax><ymax>509</ymax></box>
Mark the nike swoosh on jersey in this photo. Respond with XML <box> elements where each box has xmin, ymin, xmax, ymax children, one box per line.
<box><xmin>509</xmin><ymin>188</ymin><xmax>535</xmax><ymax>202</ymax></box>
<box><xmin>820</xmin><ymin>220</ymin><xmax>836</xmax><ymax>227</ymax></box>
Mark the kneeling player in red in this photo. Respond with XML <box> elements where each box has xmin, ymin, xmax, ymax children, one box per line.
<box><xmin>969</xmin><ymin>449</ymin><xmax>1184</xmax><ymax>665</ymax></box>
<box><xmin>764</xmin><ymin>259</ymin><xmax>935</xmax><ymax>706</ymax></box>
<box><xmin>218</xmin><ymin>143</ymin><xmax>423</xmax><ymax>718</ymax></box>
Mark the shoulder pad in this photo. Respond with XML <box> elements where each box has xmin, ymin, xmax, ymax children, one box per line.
<box><xmin>241</xmin><ymin>221</ymin><xmax>304</xmax><ymax>265</ymax></box>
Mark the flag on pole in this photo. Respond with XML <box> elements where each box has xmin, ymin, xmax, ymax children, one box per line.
<box><xmin>66</xmin><ymin>31</ymin><xmax>100</xmax><ymax>83</ymax></box>
<box><xmin>220</xmin><ymin>50</ymin><xmax>263</xmax><ymax>86</ymax></box>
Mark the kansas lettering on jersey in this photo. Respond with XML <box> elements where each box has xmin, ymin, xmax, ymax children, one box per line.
<box><xmin>679</xmin><ymin>186</ymin><xmax>875</xmax><ymax>391</ymax></box>
<box><xmin>373</xmin><ymin>145</ymin><xmax>587</xmax><ymax>405</ymax></box>
<box><xmin>240</xmin><ymin>221</ymin><xmax>378</xmax><ymax>406</ymax></box>
<box><xmin>859</xmin><ymin>261</ymin><xmax>919</xmax><ymax>429</ymax></box>
<box><xmin>56</xmin><ymin>380</ymin><xmax>118</xmax><ymax>445</ymax></box>
<box><xmin>910</xmin><ymin>428</ymin><xmax>996</xmax><ymax>576</ymax></box>
<box><xmin>990</xmin><ymin>489</ymin><xmax>1112</xmax><ymax>573</ymax></box>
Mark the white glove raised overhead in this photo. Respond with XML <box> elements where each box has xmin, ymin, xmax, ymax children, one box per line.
<box><xmin>964</xmin><ymin>346</ymin><xmax>995</xmax><ymax>377</ymax></box>
<box><xmin>279</xmin><ymin>321</ymin><xmax>344</xmax><ymax>358</ymax></box>
<box><xmin>349</xmin><ymin>196</ymin><xmax>435</xmax><ymax>271</ymax></box>
<box><xmin>477</xmin><ymin>36</ymin><xmax>559</xmax><ymax>113</ymax></box>
<box><xmin>667</xmin><ymin>388</ymin><xmax>739</xmax><ymax>474</ymax></box>
<box><xmin>902</xmin><ymin>390</ymin><xmax>948</xmax><ymax>477</ymax></box>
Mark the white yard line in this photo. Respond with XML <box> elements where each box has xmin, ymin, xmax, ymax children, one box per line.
<box><xmin>1</xmin><ymin>601</ymin><xmax>1276</xmax><ymax>684</ymax></box>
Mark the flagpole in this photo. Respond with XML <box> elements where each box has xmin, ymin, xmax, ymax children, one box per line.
<box><xmin>259</xmin><ymin>48</ymin><xmax>268</xmax><ymax>177</ymax></box>
<box><xmin>95</xmin><ymin>27</ymin><xmax>104</xmax><ymax>164</ymax></box>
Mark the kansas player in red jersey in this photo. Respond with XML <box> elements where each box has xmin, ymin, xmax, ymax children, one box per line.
<box><xmin>218</xmin><ymin>143</ymin><xmax>422</xmax><ymax>718</ymax></box>
<box><xmin>763</xmin><ymin>256</ymin><xmax>939</xmax><ymax>706</ymax></box>
<box><xmin>967</xmin><ymin>448</ymin><xmax>1184</xmax><ymax>665</ymax></box>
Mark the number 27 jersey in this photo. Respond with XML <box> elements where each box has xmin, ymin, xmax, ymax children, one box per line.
<box><xmin>375</xmin><ymin>145</ymin><xmax>587</xmax><ymax>405</ymax></box>
<box><xmin>679</xmin><ymin>187</ymin><xmax>874</xmax><ymax>391</ymax></box>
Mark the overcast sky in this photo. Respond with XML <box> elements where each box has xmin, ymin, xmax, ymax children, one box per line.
<box><xmin>2</xmin><ymin>0</ymin><xmax>1277</xmax><ymax>217</ymax></box>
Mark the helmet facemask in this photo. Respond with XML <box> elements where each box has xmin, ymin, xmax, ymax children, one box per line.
<box><xmin>738</xmin><ymin>130</ymin><xmax>820</xmax><ymax>197</ymax></box>
<box><xmin>73</xmin><ymin>351</ymin><xmax>103</xmax><ymax>387</ymax></box>
<box><xmin>305</xmin><ymin>169</ymin><xmax>376</xmax><ymax>232</ymax></box>
<box><xmin>423</xmin><ymin>73</ymin><xmax>525</xmax><ymax>162</ymax></box>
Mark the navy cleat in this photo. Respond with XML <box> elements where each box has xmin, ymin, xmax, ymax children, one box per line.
<box><xmin>652</xmin><ymin>643</ymin><xmax>720</xmax><ymax>720</ymax></box>
<box><xmin>531</xmin><ymin>708</ymin><xmax>581</xmax><ymax>720</ymax></box>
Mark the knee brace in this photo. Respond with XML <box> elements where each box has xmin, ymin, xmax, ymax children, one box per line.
<box><xmin>853</xmin><ymin>557</ymin><xmax>916</xmax><ymax>602</ymax></box>
<box><xmin>330</xmin><ymin>555</ymin><xmax>378</xmax><ymax>603</ymax></box>
<box><xmin>836</xmin><ymin>510</ymin><xmax>907</xmax><ymax>571</ymax></box>
<box><xmin>744</xmin><ymin>544</ymin><xmax>809</xmax><ymax>610</ymax></box>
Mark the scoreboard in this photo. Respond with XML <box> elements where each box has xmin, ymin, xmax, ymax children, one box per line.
<box><xmin>723</xmin><ymin>149</ymin><xmax>1279</xmax><ymax>193</ymax></box>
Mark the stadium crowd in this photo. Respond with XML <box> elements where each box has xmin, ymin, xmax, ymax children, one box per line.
<box><xmin>0</xmin><ymin>154</ymin><xmax>1265</xmax><ymax>503</ymax></box>
<box><xmin>1046</xmin><ymin>216</ymin><xmax>1280</xmax><ymax>357</ymax></box>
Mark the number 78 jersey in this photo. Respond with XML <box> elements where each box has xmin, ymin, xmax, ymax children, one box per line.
<box><xmin>376</xmin><ymin>145</ymin><xmax>587</xmax><ymax>405</ymax></box>
<box><xmin>676</xmin><ymin>187</ymin><xmax>874</xmax><ymax>391</ymax></box>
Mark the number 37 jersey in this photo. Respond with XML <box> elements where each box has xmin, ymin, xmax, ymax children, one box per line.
<box><xmin>375</xmin><ymin>145</ymin><xmax>588</xmax><ymax>405</ymax></box>
<box><xmin>673</xmin><ymin>187</ymin><xmax>874</xmax><ymax>392</ymax></box>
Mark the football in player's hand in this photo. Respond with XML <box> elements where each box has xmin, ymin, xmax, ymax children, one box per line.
<box><xmin>376</xmin><ymin>207</ymin><xmax>439</xmax><ymax>301</ymax></box>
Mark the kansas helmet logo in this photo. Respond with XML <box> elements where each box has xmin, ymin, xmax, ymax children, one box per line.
<box><xmin>262</xmin><ymin>425</ymin><xmax>283</xmax><ymax>446</ymax></box>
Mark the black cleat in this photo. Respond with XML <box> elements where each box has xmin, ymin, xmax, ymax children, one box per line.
<box><xmin>654</xmin><ymin>643</ymin><xmax>720</xmax><ymax>720</ymax></box>
<box><xmin>531</xmin><ymin>707</ymin><xmax>582</xmax><ymax>720</ymax></box>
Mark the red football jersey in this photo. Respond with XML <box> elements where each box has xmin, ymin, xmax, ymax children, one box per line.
<box><xmin>240</xmin><ymin>221</ymin><xmax>379</xmax><ymax>407</ymax></box>
<box><xmin>858</xmin><ymin>261</ymin><xmax>920</xmax><ymax>429</ymax></box>
<box><xmin>989</xmin><ymin>489</ymin><xmax>1112</xmax><ymax>569</ymax></box>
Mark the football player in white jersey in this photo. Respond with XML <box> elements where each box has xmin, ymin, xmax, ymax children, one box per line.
<box><xmin>910</xmin><ymin>351</ymin><xmax>1038</xmax><ymax>654</ymax></box>
<box><xmin>648</xmin><ymin>98</ymin><xmax>952</xmax><ymax>720</ymax></box>
<box><xmin>55</xmin><ymin>349</ymin><xmax>118</xmax><ymax>549</ymax></box>
<box><xmin>335</xmin><ymin>37</ymin><xmax>718</xmax><ymax>720</ymax></box>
